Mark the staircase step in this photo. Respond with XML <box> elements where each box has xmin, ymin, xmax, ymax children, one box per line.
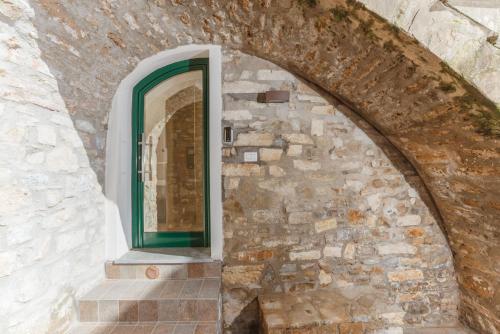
<box><xmin>105</xmin><ymin>262</ymin><xmax>221</xmax><ymax>280</ymax></box>
<box><xmin>79</xmin><ymin>279</ymin><xmax>220</xmax><ymax>323</ymax></box>
<box><xmin>67</xmin><ymin>321</ymin><xmax>217</xmax><ymax>334</ymax></box>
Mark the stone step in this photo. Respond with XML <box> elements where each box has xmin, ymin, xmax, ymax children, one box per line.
<box><xmin>79</xmin><ymin>279</ymin><xmax>220</xmax><ymax>323</ymax></box>
<box><xmin>105</xmin><ymin>261</ymin><xmax>221</xmax><ymax>280</ymax></box>
<box><xmin>258</xmin><ymin>290</ymin><xmax>474</xmax><ymax>334</ymax></box>
<box><xmin>67</xmin><ymin>321</ymin><xmax>217</xmax><ymax>334</ymax></box>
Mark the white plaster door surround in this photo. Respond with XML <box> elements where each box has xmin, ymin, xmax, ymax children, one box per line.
<box><xmin>105</xmin><ymin>45</ymin><xmax>223</xmax><ymax>261</ymax></box>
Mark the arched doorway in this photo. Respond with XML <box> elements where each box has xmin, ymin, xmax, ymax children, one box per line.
<box><xmin>105</xmin><ymin>45</ymin><xmax>223</xmax><ymax>261</ymax></box>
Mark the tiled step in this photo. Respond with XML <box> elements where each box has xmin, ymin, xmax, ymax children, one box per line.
<box><xmin>105</xmin><ymin>262</ymin><xmax>221</xmax><ymax>280</ymax></box>
<box><xmin>79</xmin><ymin>279</ymin><xmax>220</xmax><ymax>323</ymax></box>
<box><xmin>68</xmin><ymin>321</ymin><xmax>217</xmax><ymax>334</ymax></box>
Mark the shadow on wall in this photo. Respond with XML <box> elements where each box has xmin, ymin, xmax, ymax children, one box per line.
<box><xmin>229</xmin><ymin>299</ymin><xmax>260</xmax><ymax>334</ymax></box>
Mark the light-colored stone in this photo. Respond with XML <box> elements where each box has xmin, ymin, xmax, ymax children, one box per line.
<box><xmin>223</xmin><ymin>81</ymin><xmax>270</xmax><ymax>93</ymax></box>
<box><xmin>387</xmin><ymin>269</ymin><xmax>424</xmax><ymax>282</ymax></box>
<box><xmin>319</xmin><ymin>269</ymin><xmax>333</xmax><ymax>286</ymax></box>
<box><xmin>288</xmin><ymin>212</ymin><xmax>313</xmax><ymax>225</ymax></box>
<box><xmin>257</xmin><ymin>69</ymin><xmax>295</xmax><ymax>81</ymax></box>
<box><xmin>287</xmin><ymin>145</ymin><xmax>302</xmax><ymax>156</ymax></box>
<box><xmin>310</xmin><ymin>105</ymin><xmax>335</xmax><ymax>115</ymax></box>
<box><xmin>258</xmin><ymin>179</ymin><xmax>297</xmax><ymax>196</ymax></box>
<box><xmin>37</xmin><ymin>125</ymin><xmax>57</xmax><ymax>146</ymax></box>
<box><xmin>224</xmin><ymin>110</ymin><xmax>253</xmax><ymax>121</ymax></box>
<box><xmin>0</xmin><ymin>252</ymin><xmax>14</xmax><ymax>277</ymax></box>
<box><xmin>46</xmin><ymin>146</ymin><xmax>79</xmax><ymax>172</ymax></box>
<box><xmin>311</xmin><ymin>119</ymin><xmax>324</xmax><ymax>136</ymax></box>
<box><xmin>377</xmin><ymin>243</ymin><xmax>417</xmax><ymax>255</ymax></box>
<box><xmin>298</xmin><ymin>95</ymin><xmax>325</xmax><ymax>103</ymax></box>
<box><xmin>269</xmin><ymin>166</ymin><xmax>285</xmax><ymax>177</ymax></box>
<box><xmin>343</xmin><ymin>243</ymin><xmax>356</xmax><ymax>260</ymax></box>
<box><xmin>367</xmin><ymin>193</ymin><xmax>382</xmax><ymax>211</ymax></box>
<box><xmin>223</xmin><ymin>264</ymin><xmax>265</xmax><ymax>286</ymax></box>
<box><xmin>314</xmin><ymin>218</ymin><xmax>337</xmax><ymax>233</ymax></box>
<box><xmin>397</xmin><ymin>215</ymin><xmax>422</xmax><ymax>226</ymax></box>
<box><xmin>290</xmin><ymin>250</ymin><xmax>321</xmax><ymax>261</ymax></box>
<box><xmin>0</xmin><ymin>185</ymin><xmax>31</xmax><ymax>215</ymax></box>
<box><xmin>293</xmin><ymin>160</ymin><xmax>321</xmax><ymax>171</ymax></box>
<box><xmin>259</xmin><ymin>148</ymin><xmax>283</xmax><ymax>161</ymax></box>
<box><xmin>381</xmin><ymin>312</ymin><xmax>406</xmax><ymax>325</ymax></box>
<box><xmin>26</xmin><ymin>151</ymin><xmax>44</xmax><ymax>164</ymax></box>
<box><xmin>75</xmin><ymin>119</ymin><xmax>96</xmax><ymax>134</ymax></box>
<box><xmin>222</xmin><ymin>163</ymin><xmax>264</xmax><ymax>176</ymax></box>
<box><xmin>234</xmin><ymin>132</ymin><xmax>274</xmax><ymax>146</ymax></box>
<box><xmin>225</xmin><ymin>177</ymin><xmax>240</xmax><ymax>190</ymax></box>
<box><xmin>282</xmin><ymin>134</ymin><xmax>314</xmax><ymax>145</ymax></box>
<box><xmin>324</xmin><ymin>246</ymin><xmax>342</xmax><ymax>258</ymax></box>
<box><xmin>374</xmin><ymin>327</ymin><xmax>404</xmax><ymax>334</ymax></box>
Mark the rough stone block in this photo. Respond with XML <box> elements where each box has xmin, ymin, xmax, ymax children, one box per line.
<box><xmin>397</xmin><ymin>215</ymin><xmax>422</xmax><ymax>226</ymax></box>
<box><xmin>387</xmin><ymin>269</ymin><xmax>424</xmax><ymax>282</ymax></box>
<box><xmin>222</xmin><ymin>163</ymin><xmax>264</xmax><ymax>176</ymax></box>
<box><xmin>269</xmin><ymin>166</ymin><xmax>285</xmax><ymax>177</ymax></box>
<box><xmin>293</xmin><ymin>160</ymin><xmax>321</xmax><ymax>171</ymax></box>
<box><xmin>234</xmin><ymin>132</ymin><xmax>274</xmax><ymax>146</ymax></box>
<box><xmin>260</xmin><ymin>148</ymin><xmax>283</xmax><ymax>161</ymax></box>
<box><xmin>257</xmin><ymin>69</ymin><xmax>295</xmax><ymax>81</ymax></box>
<box><xmin>311</xmin><ymin>105</ymin><xmax>335</xmax><ymax>115</ymax></box>
<box><xmin>324</xmin><ymin>246</ymin><xmax>342</xmax><ymax>258</ymax></box>
<box><xmin>37</xmin><ymin>125</ymin><xmax>56</xmax><ymax>146</ymax></box>
<box><xmin>222</xmin><ymin>264</ymin><xmax>265</xmax><ymax>286</ymax></box>
<box><xmin>290</xmin><ymin>250</ymin><xmax>321</xmax><ymax>261</ymax></box>
<box><xmin>223</xmin><ymin>81</ymin><xmax>270</xmax><ymax>93</ymax></box>
<box><xmin>343</xmin><ymin>243</ymin><xmax>356</xmax><ymax>260</ymax></box>
<box><xmin>311</xmin><ymin>119</ymin><xmax>324</xmax><ymax>136</ymax></box>
<box><xmin>287</xmin><ymin>144</ymin><xmax>302</xmax><ymax>156</ymax></box>
<box><xmin>224</xmin><ymin>110</ymin><xmax>253</xmax><ymax>121</ymax></box>
<box><xmin>0</xmin><ymin>252</ymin><xmax>14</xmax><ymax>277</ymax></box>
<box><xmin>282</xmin><ymin>133</ymin><xmax>314</xmax><ymax>145</ymax></box>
<box><xmin>288</xmin><ymin>211</ymin><xmax>313</xmax><ymax>225</ymax></box>
<box><xmin>377</xmin><ymin>243</ymin><xmax>417</xmax><ymax>255</ymax></box>
<box><xmin>315</xmin><ymin>218</ymin><xmax>337</xmax><ymax>233</ymax></box>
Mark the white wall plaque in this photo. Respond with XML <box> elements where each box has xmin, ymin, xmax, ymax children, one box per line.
<box><xmin>244</xmin><ymin>151</ymin><xmax>258</xmax><ymax>162</ymax></box>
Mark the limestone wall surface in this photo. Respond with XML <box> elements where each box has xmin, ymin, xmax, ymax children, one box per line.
<box><xmin>0</xmin><ymin>1</ymin><xmax>106</xmax><ymax>333</ymax></box>
<box><xmin>221</xmin><ymin>50</ymin><xmax>458</xmax><ymax>333</ymax></box>
<box><xmin>358</xmin><ymin>0</ymin><xmax>500</xmax><ymax>105</ymax></box>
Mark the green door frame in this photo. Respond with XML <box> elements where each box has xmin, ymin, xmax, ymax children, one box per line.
<box><xmin>131</xmin><ymin>58</ymin><xmax>210</xmax><ymax>248</ymax></box>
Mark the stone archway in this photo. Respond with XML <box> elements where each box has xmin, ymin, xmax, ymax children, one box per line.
<box><xmin>26</xmin><ymin>0</ymin><xmax>499</xmax><ymax>332</ymax></box>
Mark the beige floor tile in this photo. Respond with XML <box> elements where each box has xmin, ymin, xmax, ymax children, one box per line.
<box><xmin>199</xmin><ymin>279</ymin><xmax>220</xmax><ymax>299</ymax></box>
<box><xmin>160</xmin><ymin>281</ymin><xmax>185</xmax><ymax>299</ymax></box>
<box><xmin>179</xmin><ymin>280</ymin><xmax>203</xmax><ymax>298</ymax></box>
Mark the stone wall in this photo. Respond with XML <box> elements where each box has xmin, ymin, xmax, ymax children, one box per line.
<box><xmin>358</xmin><ymin>0</ymin><xmax>500</xmax><ymax>105</ymax></box>
<box><xmin>2</xmin><ymin>0</ymin><xmax>499</xmax><ymax>333</ymax></box>
<box><xmin>0</xmin><ymin>1</ymin><xmax>106</xmax><ymax>333</ymax></box>
<box><xmin>220</xmin><ymin>50</ymin><xmax>458</xmax><ymax>333</ymax></box>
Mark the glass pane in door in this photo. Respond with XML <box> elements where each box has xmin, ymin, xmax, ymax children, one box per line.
<box><xmin>143</xmin><ymin>70</ymin><xmax>205</xmax><ymax>234</ymax></box>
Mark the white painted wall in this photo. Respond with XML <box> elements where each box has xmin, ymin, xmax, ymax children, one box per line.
<box><xmin>105</xmin><ymin>45</ymin><xmax>223</xmax><ymax>261</ymax></box>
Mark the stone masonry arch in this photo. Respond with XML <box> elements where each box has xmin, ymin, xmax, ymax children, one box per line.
<box><xmin>19</xmin><ymin>0</ymin><xmax>500</xmax><ymax>332</ymax></box>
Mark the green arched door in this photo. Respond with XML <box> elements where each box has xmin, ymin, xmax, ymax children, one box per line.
<box><xmin>131</xmin><ymin>59</ymin><xmax>210</xmax><ymax>248</ymax></box>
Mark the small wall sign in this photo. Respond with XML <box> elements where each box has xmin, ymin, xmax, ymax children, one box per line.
<box><xmin>244</xmin><ymin>151</ymin><xmax>258</xmax><ymax>162</ymax></box>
